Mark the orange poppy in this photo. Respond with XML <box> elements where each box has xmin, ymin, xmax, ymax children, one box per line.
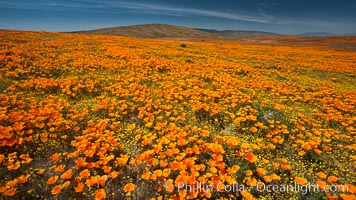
<box><xmin>94</xmin><ymin>189</ymin><xmax>106</xmax><ymax>200</ymax></box>
<box><xmin>102</xmin><ymin>166</ymin><xmax>112</xmax><ymax>174</ymax></box>
<box><xmin>115</xmin><ymin>154</ymin><xmax>129</xmax><ymax>166</ymax></box>
<box><xmin>110</xmin><ymin>171</ymin><xmax>119</xmax><ymax>179</ymax></box>
<box><xmin>37</xmin><ymin>169</ymin><xmax>46</xmax><ymax>175</ymax></box>
<box><xmin>164</xmin><ymin>179</ymin><xmax>174</xmax><ymax>193</ymax></box>
<box><xmin>162</xmin><ymin>168</ymin><xmax>171</xmax><ymax>177</ymax></box>
<box><xmin>60</xmin><ymin>169</ymin><xmax>72</xmax><ymax>180</ymax></box>
<box><xmin>99</xmin><ymin>175</ymin><xmax>108</xmax><ymax>187</ymax></box>
<box><xmin>250</xmin><ymin>127</ymin><xmax>258</xmax><ymax>133</ymax></box>
<box><xmin>246</xmin><ymin>177</ymin><xmax>257</xmax><ymax>186</ymax></box>
<box><xmin>62</xmin><ymin>181</ymin><xmax>71</xmax><ymax>188</ymax></box>
<box><xmin>127</xmin><ymin>123</ymin><xmax>136</xmax><ymax>131</ymax></box>
<box><xmin>47</xmin><ymin>176</ymin><xmax>59</xmax><ymax>185</ymax></box>
<box><xmin>316</xmin><ymin>172</ymin><xmax>327</xmax><ymax>179</ymax></box>
<box><xmin>142</xmin><ymin>171</ymin><xmax>151</xmax><ymax>180</ymax></box>
<box><xmin>246</xmin><ymin>170</ymin><xmax>253</xmax><ymax>176</ymax></box>
<box><xmin>340</xmin><ymin>194</ymin><xmax>356</xmax><ymax>200</ymax></box>
<box><xmin>85</xmin><ymin>176</ymin><xmax>99</xmax><ymax>187</ymax></box>
<box><xmin>50</xmin><ymin>153</ymin><xmax>61</xmax><ymax>162</ymax></box>
<box><xmin>263</xmin><ymin>175</ymin><xmax>273</xmax><ymax>183</ymax></box>
<box><xmin>74</xmin><ymin>182</ymin><xmax>85</xmax><ymax>193</ymax></box>
<box><xmin>0</xmin><ymin>154</ymin><xmax>4</xmax><ymax>163</ymax></box>
<box><xmin>327</xmin><ymin>176</ymin><xmax>338</xmax><ymax>183</ymax></box>
<box><xmin>6</xmin><ymin>179</ymin><xmax>18</xmax><ymax>187</ymax></box>
<box><xmin>124</xmin><ymin>183</ymin><xmax>135</xmax><ymax>193</ymax></box>
<box><xmin>326</xmin><ymin>192</ymin><xmax>339</xmax><ymax>200</ymax></box>
<box><xmin>295</xmin><ymin>177</ymin><xmax>308</xmax><ymax>185</ymax></box>
<box><xmin>246</xmin><ymin>152</ymin><xmax>257</xmax><ymax>163</ymax></box>
<box><xmin>54</xmin><ymin>164</ymin><xmax>65</xmax><ymax>173</ymax></box>
<box><xmin>51</xmin><ymin>185</ymin><xmax>62</xmax><ymax>195</ymax></box>
<box><xmin>18</xmin><ymin>174</ymin><xmax>30</xmax><ymax>183</ymax></box>
<box><xmin>241</xmin><ymin>190</ymin><xmax>256</xmax><ymax>200</ymax></box>
<box><xmin>4</xmin><ymin>188</ymin><xmax>17</xmax><ymax>197</ymax></box>
<box><xmin>7</xmin><ymin>161</ymin><xmax>21</xmax><ymax>170</ymax></box>
<box><xmin>79</xmin><ymin>169</ymin><xmax>90</xmax><ymax>179</ymax></box>
<box><xmin>0</xmin><ymin>186</ymin><xmax>7</xmax><ymax>193</ymax></box>
<box><xmin>256</xmin><ymin>168</ymin><xmax>266</xmax><ymax>176</ymax></box>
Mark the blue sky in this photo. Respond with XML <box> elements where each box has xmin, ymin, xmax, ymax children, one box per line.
<box><xmin>0</xmin><ymin>0</ymin><xmax>355</xmax><ymax>34</ymax></box>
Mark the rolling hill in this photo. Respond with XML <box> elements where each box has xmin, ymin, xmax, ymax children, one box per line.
<box><xmin>72</xmin><ymin>24</ymin><xmax>286</xmax><ymax>39</ymax></box>
<box><xmin>74</xmin><ymin>24</ymin><xmax>353</xmax><ymax>39</ymax></box>
<box><xmin>73</xmin><ymin>24</ymin><xmax>220</xmax><ymax>39</ymax></box>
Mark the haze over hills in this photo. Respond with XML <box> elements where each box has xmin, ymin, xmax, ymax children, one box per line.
<box><xmin>197</xmin><ymin>28</ymin><xmax>283</xmax><ymax>38</ymax></box>
<box><xmin>296</xmin><ymin>32</ymin><xmax>336</xmax><ymax>37</ymax></box>
<box><xmin>296</xmin><ymin>32</ymin><xmax>356</xmax><ymax>36</ymax></box>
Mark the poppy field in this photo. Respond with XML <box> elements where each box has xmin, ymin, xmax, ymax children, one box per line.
<box><xmin>0</xmin><ymin>31</ymin><xmax>355</xmax><ymax>199</ymax></box>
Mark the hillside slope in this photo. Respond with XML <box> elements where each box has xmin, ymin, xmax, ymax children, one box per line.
<box><xmin>75</xmin><ymin>24</ymin><xmax>220</xmax><ymax>38</ymax></box>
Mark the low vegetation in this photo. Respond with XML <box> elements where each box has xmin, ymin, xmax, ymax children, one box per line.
<box><xmin>0</xmin><ymin>30</ymin><xmax>355</xmax><ymax>199</ymax></box>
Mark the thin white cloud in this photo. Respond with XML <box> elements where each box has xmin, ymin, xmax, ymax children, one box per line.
<box><xmin>108</xmin><ymin>2</ymin><xmax>280</xmax><ymax>23</ymax></box>
<box><xmin>0</xmin><ymin>0</ymin><xmax>282</xmax><ymax>24</ymax></box>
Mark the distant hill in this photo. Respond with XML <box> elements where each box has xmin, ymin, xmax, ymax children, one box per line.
<box><xmin>296</xmin><ymin>32</ymin><xmax>336</xmax><ymax>37</ymax></box>
<box><xmin>72</xmin><ymin>24</ymin><xmax>286</xmax><ymax>39</ymax></box>
<box><xmin>343</xmin><ymin>32</ymin><xmax>356</xmax><ymax>36</ymax></box>
<box><xmin>73</xmin><ymin>24</ymin><xmax>220</xmax><ymax>39</ymax></box>
<box><xmin>71</xmin><ymin>24</ymin><xmax>354</xmax><ymax>39</ymax></box>
<box><xmin>197</xmin><ymin>28</ymin><xmax>284</xmax><ymax>38</ymax></box>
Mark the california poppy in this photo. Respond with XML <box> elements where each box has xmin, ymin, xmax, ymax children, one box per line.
<box><xmin>94</xmin><ymin>189</ymin><xmax>106</xmax><ymax>200</ymax></box>
<box><xmin>124</xmin><ymin>183</ymin><xmax>135</xmax><ymax>193</ymax></box>
<box><xmin>60</xmin><ymin>169</ymin><xmax>72</xmax><ymax>180</ymax></box>
<box><xmin>51</xmin><ymin>185</ymin><xmax>62</xmax><ymax>195</ymax></box>
<box><xmin>4</xmin><ymin>188</ymin><xmax>17</xmax><ymax>197</ymax></box>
